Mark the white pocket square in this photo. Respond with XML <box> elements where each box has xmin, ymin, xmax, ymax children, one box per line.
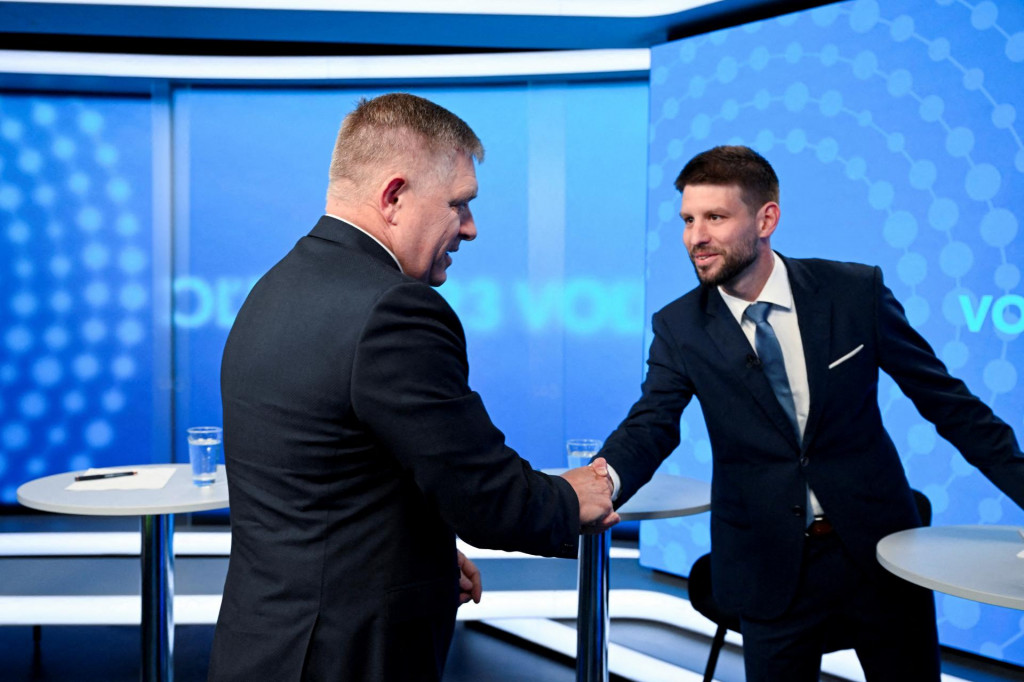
<box><xmin>828</xmin><ymin>344</ymin><xmax>864</xmax><ymax>370</ymax></box>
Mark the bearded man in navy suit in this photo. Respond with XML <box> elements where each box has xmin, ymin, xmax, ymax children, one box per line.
<box><xmin>598</xmin><ymin>145</ymin><xmax>1024</xmax><ymax>681</ymax></box>
<box><xmin>208</xmin><ymin>93</ymin><xmax>619</xmax><ymax>682</ymax></box>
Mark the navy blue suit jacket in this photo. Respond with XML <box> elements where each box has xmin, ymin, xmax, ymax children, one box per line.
<box><xmin>209</xmin><ymin>217</ymin><xmax>579</xmax><ymax>682</ymax></box>
<box><xmin>601</xmin><ymin>255</ymin><xmax>1024</xmax><ymax>620</ymax></box>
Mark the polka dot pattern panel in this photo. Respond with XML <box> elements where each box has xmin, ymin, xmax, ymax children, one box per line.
<box><xmin>0</xmin><ymin>94</ymin><xmax>155</xmax><ymax>502</ymax></box>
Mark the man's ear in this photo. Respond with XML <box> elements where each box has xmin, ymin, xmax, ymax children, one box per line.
<box><xmin>380</xmin><ymin>176</ymin><xmax>405</xmax><ymax>225</ymax></box>
<box><xmin>758</xmin><ymin>201</ymin><xmax>780</xmax><ymax>239</ymax></box>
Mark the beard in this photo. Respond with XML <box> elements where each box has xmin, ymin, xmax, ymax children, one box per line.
<box><xmin>688</xmin><ymin>234</ymin><xmax>759</xmax><ymax>287</ymax></box>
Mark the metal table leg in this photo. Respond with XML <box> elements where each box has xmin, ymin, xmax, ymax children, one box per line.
<box><xmin>141</xmin><ymin>514</ymin><xmax>174</xmax><ymax>682</ymax></box>
<box><xmin>576</xmin><ymin>530</ymin><xmax>610</xmax><ymax>682</ymax></box>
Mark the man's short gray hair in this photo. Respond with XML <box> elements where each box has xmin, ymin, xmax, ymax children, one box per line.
<box><xmin>327</xmin><ymin>93</ymin><xmax>484</xmax><ymax>199</ymax></box>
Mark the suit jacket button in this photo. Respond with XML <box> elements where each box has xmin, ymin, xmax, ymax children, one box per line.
<box><xmin>791</xmin><ymin>505</ymin><xmax>804</xmax><ymax>517</ymax></box>
<box><xmin>799</xmin><ymin>456</ymin><xmax>809</xmax><ymax>467</ymax></box>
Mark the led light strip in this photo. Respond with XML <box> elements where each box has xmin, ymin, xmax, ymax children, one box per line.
<box><xmin>0</xmin><ymin>532</ymin><xmax>640</xmax><ymax>559</ymax></box>
<box><xmin>0</xmin><ymin>0</ymin><xmax>716</xmax><ymax>19</ymax></box>
<box><xmin>0</xmin><ymin>49</ymin><xmax>650</xmax><ymax>81</ymax></box>
<box><xmin>0</xmin><ymin>532</ymin><xmax>224</xmax><ymax>556</ymax></box>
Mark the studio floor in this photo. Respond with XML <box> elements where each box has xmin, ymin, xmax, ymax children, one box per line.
<box><xmin>0</xmin><ymin>513</ymin><xmax>1021</xmax><ymax>682</ymax></box>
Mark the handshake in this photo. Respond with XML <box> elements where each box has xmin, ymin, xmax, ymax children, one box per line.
<box><xmin>560</xmin><ymin>458</ymin><xmax>620</xmax><ymax>533</ymax></box>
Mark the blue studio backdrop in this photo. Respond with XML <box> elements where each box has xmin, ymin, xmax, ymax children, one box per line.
<box><xmin>0</xmin><ymin>82</ymin><xmax>649</xmax><ymax>496</ymax></box>
<box><xmin>172</xmin><ymin>83</ymin><xmax>649</xmax><ymax>469</ymax></box>
<box><xmin>0</xmin><ymin>94</ymin><xmax>157</xmax><ymax>492</ymax></box>
<box><xmin>641</xmin><ymin>0</ymin><xmax>1024</xmax><ymax>666</ymax></box>
<box><xmin>1</xmin><ymin>0</ymin><xmax>1023</xmax><ymax>668</ymax></box>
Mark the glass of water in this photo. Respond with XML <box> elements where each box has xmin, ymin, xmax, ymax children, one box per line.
<box><xmin>566</xmin><ymin>438</ymin><xmax>603</xmax><ymax>470</ymax></box>
<box><xmin>186</xmin><ymin>426</ymin><xmax>222</xmax><ymax>486</ymax></box>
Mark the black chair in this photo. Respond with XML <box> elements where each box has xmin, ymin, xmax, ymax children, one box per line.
<box><xmin>687</xmin><ymin>490</ymin><xmax>932</xmax><ymax>682</ymax></box>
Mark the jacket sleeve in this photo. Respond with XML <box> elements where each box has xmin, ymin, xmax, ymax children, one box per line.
<box><xmin>873</xmin><ymin>266</ymin><xmax>1024</xmax><ymax>509</ymax></box>
<box><xmin>350</xmin><ymin>281</ymin><xmax>579</xmax><ymax>558</ymax></box>
<box><xmin>600</xmin><ymin>310</ymin><xmax>697</xmax><ymax>506</ymax></box>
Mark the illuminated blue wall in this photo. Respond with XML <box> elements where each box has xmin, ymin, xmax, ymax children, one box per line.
<box><xmin>640</xmin><ymin>0</ymin><xmax>1024</xmax><ymax>665</ymax></box>
<box><xmin>0</xmin><ymin>94</ymin><xmax>157</xmax><ymax>501</ymax></box>
<box><xmin>173</xmin><ymin>83</ymin><xmax>649</xmax><ymax>466</ymax></box>
<box><xmin>0</xmin><ymin>82</ymin><xmax>649</xmax><ymax>496</ymax></box>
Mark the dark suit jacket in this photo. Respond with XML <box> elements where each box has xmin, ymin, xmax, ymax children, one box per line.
<box><xmin>601</xmin><ymin>255</ymin><xmax>1024</xmax><ymax>620</ymax></box>
<box><xmin>208</xmin><ymin>216</ymin><xmax>579</xmax><ymax>682</ymax></box>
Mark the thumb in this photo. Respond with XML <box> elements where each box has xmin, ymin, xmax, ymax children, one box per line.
<box><xmin>590</xmin><ymin>457</ymin><xmax>609</xmax><ymax>475</ymax></box>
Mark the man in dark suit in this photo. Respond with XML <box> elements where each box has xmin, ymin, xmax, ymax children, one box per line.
<box><xmin>598</xmin><ymin>145</ymin><xmax>1024</xmax><ymax>680</ymax></box>
<box><xmin>208</xmin><ymin>93</ymin><xmax>618</xmax><ymax>682</ymax></box>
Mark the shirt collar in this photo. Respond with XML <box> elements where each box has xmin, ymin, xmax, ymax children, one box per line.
<box><xmin>718</xmin><ymin>251</ymin><xmax>792</xmax><ymax>324</ymax></box>
<box><xmin>324</xmin><ymin>213</ymin><xmax>403</xmax><ymax>273</ymax></box>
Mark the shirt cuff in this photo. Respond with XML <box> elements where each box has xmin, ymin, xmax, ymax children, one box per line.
<box><xmin>605</xmin><ymin>463</ymin><xmax>621</xmax><ymax>502</ymax></box>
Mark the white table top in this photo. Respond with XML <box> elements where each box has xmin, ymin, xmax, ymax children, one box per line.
<box><xmin>17</xmin><ymin>464</ymin><xmax>229</xmax><ymax>517</ymax></box>
<box><xmin>877</xmin><ymin>525</ymin><xmax>1024</xmax><ymax>611</ymax></box>
<box><xmin>545</xmin><ymin>470</ymin><xmax>711</xmax><ymax>522</ymax></box>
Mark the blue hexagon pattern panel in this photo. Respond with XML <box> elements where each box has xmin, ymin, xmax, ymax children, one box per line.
<box><xmin>641</xmin><ymin>0</ymin><xmax>1024</xmax><ymax>666</ymax></box>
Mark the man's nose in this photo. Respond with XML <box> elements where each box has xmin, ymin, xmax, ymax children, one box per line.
<box><xmin>684</xmin><ymin>220</ymin><xmax>707</xmax><ymax>245</ymax></box>
<box><xmin>461</xmin><ymin>211</ymin><xmax>477</xmax><ymax>241</ymax></box>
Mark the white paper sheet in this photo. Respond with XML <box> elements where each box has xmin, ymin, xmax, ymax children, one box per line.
<box><xmin>65</xmin><ymin>467</ymin><xmax>177</xmax><ymax>491</ymax></box>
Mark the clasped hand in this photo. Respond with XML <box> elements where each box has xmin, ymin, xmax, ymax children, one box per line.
<box><xmin>561</xmin><ymin>457</ymin><xmax>620</xmax><ymax>534</ymax></box>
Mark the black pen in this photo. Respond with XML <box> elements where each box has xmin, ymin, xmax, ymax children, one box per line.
<box><xmin>74</xmin><ymin>471</ymin><xmax>138</xmax><ymax>482</ymax></box>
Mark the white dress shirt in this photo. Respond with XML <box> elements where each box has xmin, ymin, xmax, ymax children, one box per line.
<box><xmin>718</xmin><ymin>253</ymin><xmax>809</xmax><ymax>441</ymax></box>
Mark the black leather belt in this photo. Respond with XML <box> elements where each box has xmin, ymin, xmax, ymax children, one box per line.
<box><xmin>805</xmin><ymin>515</ymin><xmax>834</xmax><ymax>537</ymax></box>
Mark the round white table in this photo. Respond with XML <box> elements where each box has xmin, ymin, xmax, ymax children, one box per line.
<box><xmin>877</xmin><ymin>525</ymin><xmax>1024</xmax><ymax>611</ymax></box>
<box><xmin>17</xmin><ymin>463</ymin><xmax>229</xmax><ymax>682</ymax></box>
<box><xmin>547</xmin><ymin>470</ymin><xmax>712</xmax><ymax>682</ymax></box>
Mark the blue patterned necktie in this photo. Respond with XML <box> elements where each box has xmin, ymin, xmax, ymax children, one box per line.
<box><xmin>744</xmin><ymin>301</ymin><xmax>799</xmax><ymax>440</ymax></box>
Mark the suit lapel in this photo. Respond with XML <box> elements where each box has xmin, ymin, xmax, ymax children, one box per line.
<box><xmin>701</xmin><ymin>286</ymin><xmax>802</xmax><ymax>450</ymax></box>
<box><xmin>784</xmin><ymin>257</ymin><xmax>831</xmax><ymax>452</ymax></box>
